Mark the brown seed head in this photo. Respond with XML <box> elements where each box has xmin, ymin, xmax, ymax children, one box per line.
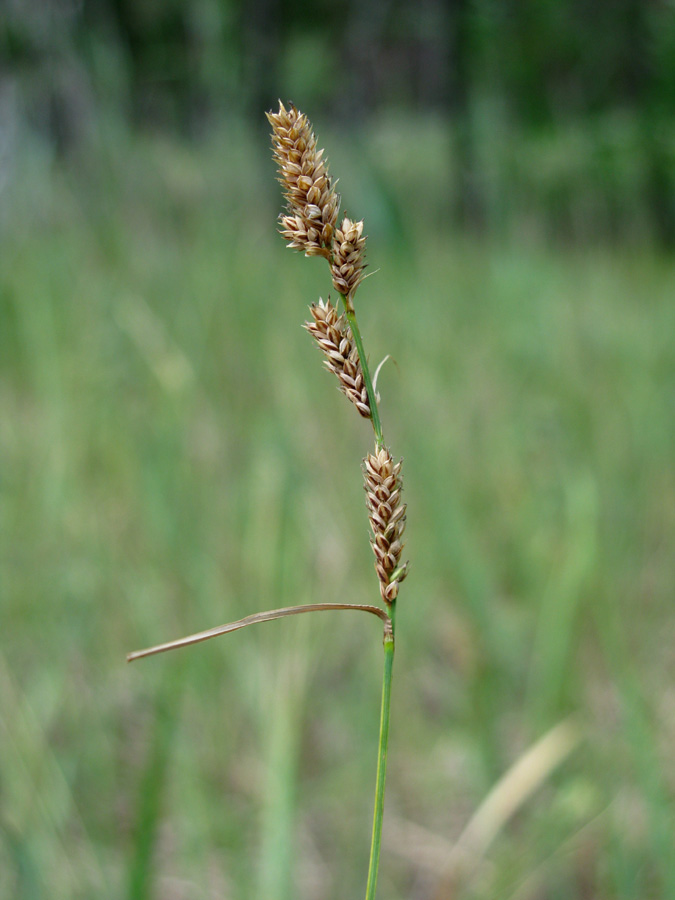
<box><xmin>364</xmin><ymin>446</ymin><xmax>408</xmax><ymax>603</ymax></box>
<box><xmin>267</xmin><ymin>101</ymin><xmax>339</xmax><ymax>259</ymax></box>
<box><xmin>331</xmin><ymin>217</ymin><xmax>366</xmax><ymax>302</ymax></box>
<box><xmin>304</xmin><ymin>298</ymin><xmax>371</xmax><ymax>418</ymax></box>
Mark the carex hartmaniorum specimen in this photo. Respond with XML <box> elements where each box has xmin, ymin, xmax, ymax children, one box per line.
<box><xmin>128</xmin><ymin>101</ymin><xmax>408</xmax><ymax>900</ymax></box>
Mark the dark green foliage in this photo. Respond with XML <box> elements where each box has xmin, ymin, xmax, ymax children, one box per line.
<box><xmin>3</xmin><ymin>0</ymin><xmax>675</xmax><ymax>242</ymax></box>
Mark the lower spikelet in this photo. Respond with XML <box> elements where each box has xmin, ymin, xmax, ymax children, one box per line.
<box><xmin>331</xmin><ymin>217</ymin><xmax>366</xmax><ymax>301</ymax></box>
<box><xmin>304</xmin><ymin>298</ymin><xmax>371</xmax><ymax>418</ymax></box>
<box><xmin>364</xmin><ymin>447</ymin><xmax>408</xmax><ymax>603</ymax></box>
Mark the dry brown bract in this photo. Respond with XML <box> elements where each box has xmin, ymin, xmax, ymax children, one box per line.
<box><xmin>304</xmin><ymin>298</ymin><xmax>371</xmax><ymax>418</ymax></box>
<box><xmin>267</xmin><ymin>101</ymin><xmax>339</xmax><ymax>259</ymax></box>
<box><xmin>331</xmin><ymin>217</ymin><xmax>366</xmax><ymax>303</ymax></box>
<box><xmin>364</xmin><ymin>447</ymin><xmax>408</xmax><ymax>603</ymax></box>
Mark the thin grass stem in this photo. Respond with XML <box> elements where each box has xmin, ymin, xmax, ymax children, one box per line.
<box><xmin>339</xmin><ymin>296</ymin><xmax>384</xmax><ymax>449</ymax></box>
<box><xmin>335</xmin><ymin>294</ymin><xmax>397</xmax><ymax>898</ymax></box>
<box><xmin>365</xmin><ymin>602</ymin><xmax>396</xmax><ymax>900</ymax></box>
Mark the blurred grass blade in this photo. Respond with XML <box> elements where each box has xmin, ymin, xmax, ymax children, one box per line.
<box><xmin>115</xmin><ymin>295</ymin><xmax>195</xmax><ymax>395</ymax></box>
<box><xmin>0</xmin><ymin>652</ymin><xmax>106</xmax><ymax>898</ymax></box>
<box><xmin>432</xmin><ymin>718</ymin><xmax>582</xmax><ymax>898</ymax></box>
<box><xmin>127</xmin><ymin>667</ymin><xmax>182</xmax><ymax>900</ymax></box>
<box><xmin>594</xmin><ymin>593</ymin><xmax>675</xmax><ymax>897</ymax></box>
<box><xmin>256</xmin><ymin>626</ymin><xmax>311</xmax><ymax>900</ymax></box>
<box><xmin>527</xmin><ymin>474</ymin><xmax>598</xmax><ymax>724</ymax></box>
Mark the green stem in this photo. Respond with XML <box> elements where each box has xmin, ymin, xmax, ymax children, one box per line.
<box><xmin>339</xmin><ymin>296</ymin><xmax>384</xmax><ymax>449</ymax></box>
<box><xmin>335</xmin><ymin>292</ymin><xmax>392</xmax><ymax>897</ymax></box>
<box><xmin>365</xmin><ymin>603</ymin><xmax>396</xmax><ymax>900</ymax></box>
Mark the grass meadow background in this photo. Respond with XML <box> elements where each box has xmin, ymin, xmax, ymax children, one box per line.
<box><xmin>2</xmin><ymin>117</ymin><xmax>675</xmax><ymax>899</ymax></box>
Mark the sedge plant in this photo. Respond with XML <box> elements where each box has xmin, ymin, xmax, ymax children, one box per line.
<box><xmin>127</xmin><ymin>101</ymin><xmax>409</xmax><ymax>900</ymax></box>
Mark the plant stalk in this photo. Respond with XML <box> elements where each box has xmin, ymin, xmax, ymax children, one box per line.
<box><xmin>339</xmin><ymin>295</ymin><xmax>384</xmax><ymax>449</ymax></box>
<box><xmin>335</xmin><ymin>293</ymin><xmax>395</xmax><ymax>897</ymax></box>
<box><xmin>365</xmin><ymin>602</ymin><xmax>396</xmax><ymax>900</ymax></box>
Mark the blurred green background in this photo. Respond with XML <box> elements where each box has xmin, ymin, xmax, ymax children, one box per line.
<box><xmin>1</xmin><ymin>2</ymin><xmax>674</xmax><ymax>898</ymax></box>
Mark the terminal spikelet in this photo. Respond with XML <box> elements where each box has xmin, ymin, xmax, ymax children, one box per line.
<box><xmin>304</xmin><ymin>298</ymin><xmax>371</xmax><ymax>418</ymax></box>
<box><xmin>364</xmin><ymin>447</ymin><xmax>408</xmax><ymax>604</ymax></box>
<box><xmin>331</xmin><ymin>217</ymin><xmax>366</xmax><ymax>302</ymax></box>
<box><xmin>267</xmin><ymin>101</ymin><xmax>339</xmax><ymax>259</ymax></box>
